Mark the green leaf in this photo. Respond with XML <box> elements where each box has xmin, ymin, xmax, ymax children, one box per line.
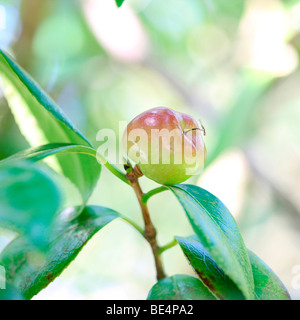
<box><xmin>0</xmin><ymin>205</ymin><xmax>120</xmax><ymax>299</ymax></box>
<box><xmin>1</xmin><ymin>143</ymin><xmax>94</xmax><ymax>163</ymax></box>
<box><xmin>177</xmin><ymin>236</ymin><xmax>291</xmax><ymax>300</ymax></box>
<box><xmin>115</xmin><ymin>0</ymin><xmax>125</xmax><ymax>8</ymax></box>
<box><xmin>0</xmin><ymin>283</ymin><xmax>24</xmax><ymax>300</ymax></box>
<box><xmin>176</xmin><ymin>235</ymin><xmax>244</xmax><ymax>300</ymax></box>
<box><xmin>249</xmin><ymin>250</ymin><xmax>291</xmax><ymax>300</ymax></box>
<box><xmin>0</xmin><ymin>50</ymin><xmax>100</xmax><ymax>204</ymax></box>
<box><xmin>169</xmin><ymin>184</ymin><xmax>254</xmax><ymax>300</ymax></box>
<box><xmin>1</xmin><ymin>143</ymin><xmax>128</xmax><ymax>185</ymax></box>
<box><xmin>147</xmin><ymin>274</ymin><xmax>216</xmax><ymax>300</ymax></box>
<box><xmin>0</xmin><ymin>162</ymin><xmax>62</xmax><ymax>247</ymax></box>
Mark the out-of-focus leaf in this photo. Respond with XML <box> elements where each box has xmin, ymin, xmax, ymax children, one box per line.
<box><xmin>169</xmin><ymin>184</ymin><xmax>254</xmax><ymax>300</ymax></box>
<box><xmin>249</xmin><ymin>250</ymin><xmax>291</xmax><ymax>300</ymax></box>
<box><xmin>0</xmin><ymin>50</ymin><xmax>100</xmax><ymax>205</ymax></box>
<box><xmin>176</xmin><ymin>235</ymin><xmax>244</xmax><ymax>300</ymax></box>
<box><xmin>0</xmin><ymin>205</ymin><xmax>120</xmax><ymax>299</ymax></box>
<box><xmin>0</xmin><ymin>283</ymin><xmax>24</xmax><ymax>300</ymax></box>
<box><xmin>201</xmin><ymin>0</ymin><xmax>245</xmax><ymax>20</ymax></box>
<box><xmin>0</xmin><ymin>162</ymin><xmax>62</xmax><ymax>248</ymax></box>
<box><xmin>147</xmin><ymin>274</ymin><xmax>216</xmax><ymax>300</ymax></box>
<box><xmin>207</xmin><ymin>72</ymin><xmax>273</xmax><ymax>166</ymax></box>
<box><xmin>115</xmin><ymin>0</ymin><xmax>125</xmax><ymax>8</ymax></box>
<box><xmin>282</xmin><ymin>0</ymin><xmax>299</xmax><ymax>9</ymax></box>
<box><xmin>177</xmin><ymin>236</ymin><xmax>291</xmax><ymax>300</ymax></box>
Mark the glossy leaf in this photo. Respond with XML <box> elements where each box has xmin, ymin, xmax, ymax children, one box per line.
<box><xmin>176</xmin><ymin>235</ymin><xmax>244</xmax><ymax>300</ymax></box>
<box><xmin>169</xmin><ymin>184</ymin><xmax>254</xmax><ymax>299</ymax></box>
<box><xmin>147</xmin><ymin>274</ymin><xmax>216</xmax><ymax>300</ymax></box>
<box><xmin>0</xmin><ymin>162</ymin><xmax>62</xmax><ymax>247</ymax></box>
<box><xmin>177</xmin><ymin>236</ymin><xmax>291</xmax><ymax>300</ymax></box>
<box><xmin>0</xmin><ymin>50</ymin><xmax>100</xmax><ymax>204</ymax></box>
<box><xmin>0</xmin><ymin>205</ymin><xmax>120</xmax><ymax>299</ymax></box>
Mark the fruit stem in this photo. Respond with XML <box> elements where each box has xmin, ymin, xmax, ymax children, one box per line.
<box><xmin>126</xmin><ymin>166</ymin><xmax>166</xmax><ymax>281</ymax></box>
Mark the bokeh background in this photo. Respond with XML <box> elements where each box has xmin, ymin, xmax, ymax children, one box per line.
<box><xmin>1</xmin><ymin>0</ymin><xmax>300</xmax><ymax>299</ymax></box>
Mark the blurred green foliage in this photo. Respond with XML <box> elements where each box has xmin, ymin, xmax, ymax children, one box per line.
<box><xmin>0</xmin><ymin>161</ymin><xmax>62</xmax><ymax>247</ymax></box>
<box><xmin>0</xmin><ymin>0</ymin><xmax>300</xmax><ymax>299</ymax></box>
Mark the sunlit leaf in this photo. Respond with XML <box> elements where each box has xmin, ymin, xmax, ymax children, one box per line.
<box><xmin>0</xmin><ymin>50</ymin><xmax>100</xmax><ymax>205</ymax></box>
<box><xmin>147</xmin><ymin>274</ymin><xmax>216</xmax><ymax>300</ymax></box>
<box><xmin>169</xmin><ymin>184</ymin><xmax>254</xmax><ymax>300</ymax></box>
<box><xmin>0</xmin><ymin>205</ymin><xmax>120</xmax><ymax>299</ymax></box>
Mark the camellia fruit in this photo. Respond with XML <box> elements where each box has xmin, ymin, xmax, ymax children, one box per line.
<box><xmin>123</xmin><ymin>107</ymin><xmax>206</xmax><ymax>185</ymax></box>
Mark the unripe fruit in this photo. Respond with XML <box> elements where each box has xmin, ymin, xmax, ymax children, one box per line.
<box><xmin>123</xmin><ymin>107</ymin><xmax>206</xmax><ymax>185</ymax></box>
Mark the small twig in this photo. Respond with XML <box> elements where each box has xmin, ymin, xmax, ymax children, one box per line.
<box><xmin>158</xmin><ymin>238</ymin><xmax>178</xmax><ymax>255</ymax></box>
<box><xmin>184</xmin><ymin>119</ymin><xmax>206</xmax><ymax>136</ymax></box>
<box><xmin>198</xmin><ymin>119</ymin><xmax>206</xmax><ymax>136</ymax></box>
<box><xmin>142</xmin><ymin>186</ymin><xmax>168</xmax><ymax>204</ymax></box>
<box><xmin>126</xmin><ymin>165</ymin><xmax>166</xmax><ymax>280</ymax></box>
<box><xmin>184</xmin><ymin>127</ymin><xmax>206</xmax><ymax>136</ymax></box>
